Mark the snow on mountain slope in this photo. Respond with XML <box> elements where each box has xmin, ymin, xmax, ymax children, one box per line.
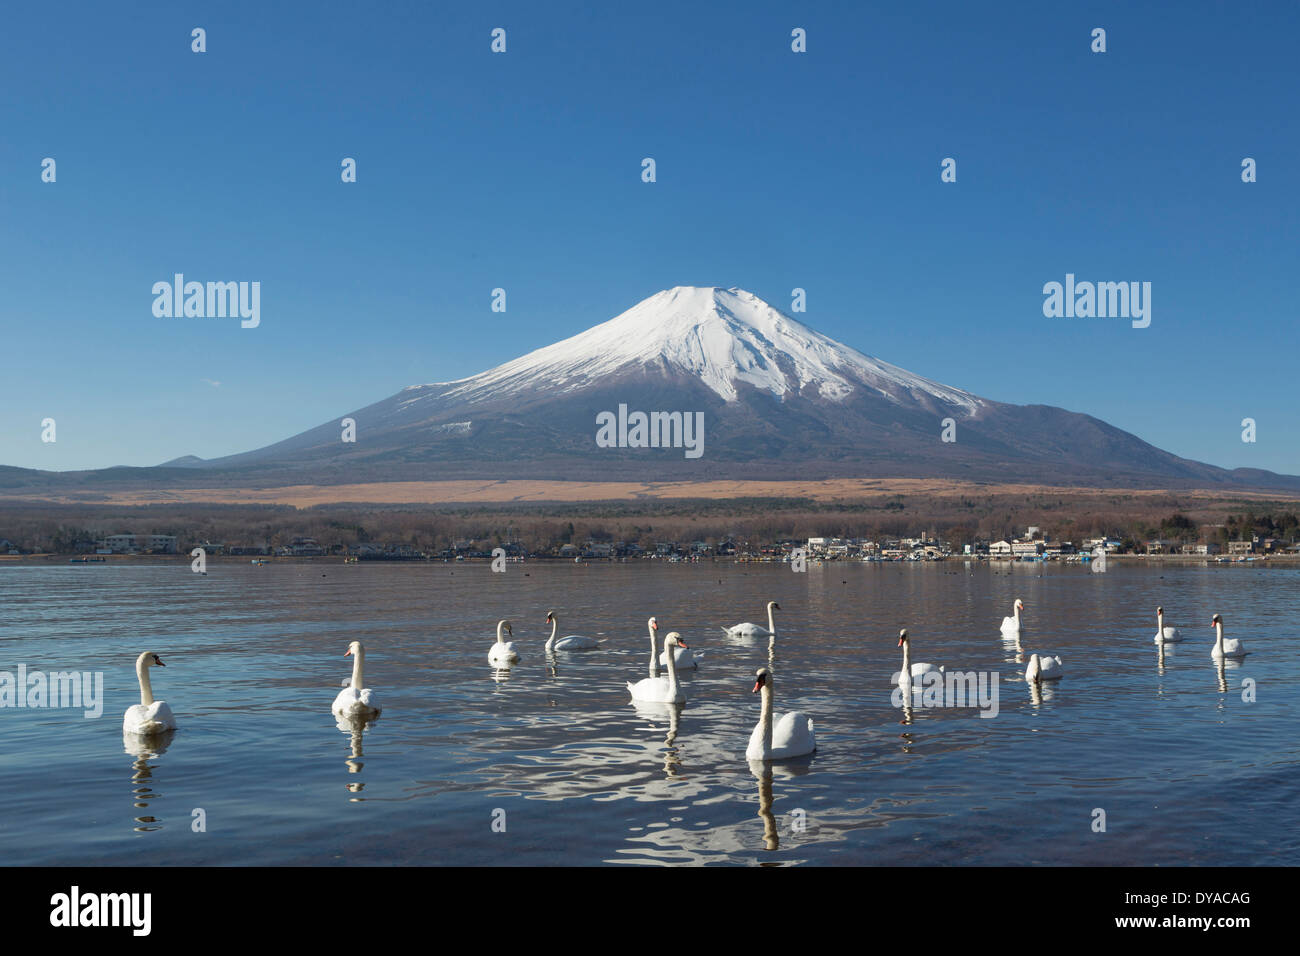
<box><xmin>399</xmin><ymin>287</ymin><xmax>985</xmax><ymax>414</ymax></box>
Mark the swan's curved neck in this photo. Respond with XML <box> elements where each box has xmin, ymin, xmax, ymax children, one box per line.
<box><xmin>497</xmin><ymin>621</ymin><xmax>508</xmax><ymax>642</ymax></box>
<box><xmin>546</xmin><ymin>617</ymin><xmax>557</xmax><ymax>651</ymax></box>
<box><xmin>759</xmin><ymin>680</ymin><xmax>773</xmax><ymax>752</ymax></box>
<box><xmin>648</xmin><ymin>624</ymin><xmax>659</xmax><ymax>678</ymax></box>
<box><xmin>664</xmin><ymin>642</ymin><xmax>679</xmax><ymax>695</ymax></box>
<box><xmin>901</xmin><ymin>639</ymin><xmax>912</xmax><ymax>680</ymax></box>
<box><xmin>1214</xmin><ymin>621</ymin><xmax>1224</xmax><ymax>652</ymax></box>
<box><xmin>135</xmin><ymin>654</ymin><xmax>154</xmax><ymax>707</ymax></box>
<box><xmin>767</xmin><ymin>604</ymin><xmax>777</xmax><ymax>649</ymax></box>
<box><xmin>350</xmin><ymin>646</ymin><xmax>365</xmax><ymax>689</ymax></box>
<box><xmin>1014</xmin><ymin>603</ymin><xmax>1021</xmax><ymax>624</ymax></box>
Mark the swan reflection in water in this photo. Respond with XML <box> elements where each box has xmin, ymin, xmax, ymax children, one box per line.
<box><xmin>752</xmin><ymin>763</ymin><xmax>778</xmax><ymax>851</ymax></box>
<box><xmin>335</xmin><ymin>713</ymin><xmax>377</xmax><ymax>798</ymax></box>
<box><xmin>631</xmin><ymin>699</ymin><xmax>683</xmax><ymax>777</ymax></box>
<box><xmin>122</xmin><ymin>730</ymin><xmax>175</xmax><ymax>832</ymax></box>
<box><xmin>1027</xmin><ymin>678</ymin><xmax>1064</xmax><ymax>707</ymax></box>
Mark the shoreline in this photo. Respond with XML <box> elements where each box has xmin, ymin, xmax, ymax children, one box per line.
<box><xmin>4</xmin><ymin>553</ymin><xmax>1296</xmax><ymax>566</ymax></box>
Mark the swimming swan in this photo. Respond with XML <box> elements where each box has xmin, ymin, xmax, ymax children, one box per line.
<box><xmin>544</xmin><ymin>611</ymin><xmax>599</xmax><ymax>651</ymax></box>
<box><xmin>891</xmin><ymin>628</ymin><xmax>944</xmax><ymax>689</ymax></box>
<box><xmin>488</xmin><ymin>619</ymin><xmax>519</xmax><ymax>665</ymax></box>
<box><xmin>1025</xmin><ymin>652</ymin><xmax>1064</xmax><ymax>682</ymax></box>
<box><xmin>628</xmin><ymin>633</ymin><xmax>688</xmax><ymax>703</ymax></box>
<box><xmin>746</xmin><ymin>667</ymin><xmax>815</xmax><ymax>760</ymax></box>
<box><xmin>1154</xmin><ymin>606</ymin><xmax>1183</xmax><ymax>643</ymax></box>
<box><xmin>723</xmin><ymin>601</ymin><xmax>780</xmax><ymax>645</ymax></box>
<box><xmin>332</xmin><ymin>640</ymin><xmax>381</xmax><ymax>719</ymax></box>
<box><xmin>1001</xmin><ymin>599</ymin><xmax>1025</xmax><ymax>636</ymax></box>
<box><xmin>1210</xmin><ymin>613</ymin><xmax>1247</xmax><ymax>659</ymax></box>
<box><xmin>123</xmin><ymin>652</ymin><xmax>176</xmax><ymax>735</ymax></box>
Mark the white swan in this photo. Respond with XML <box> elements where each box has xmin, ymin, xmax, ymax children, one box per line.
<box><xmin>1000</xmin><ymin>598</ymin><xmax>1025</xmax><ymax>636</ymax></box>
<box><xmin>746</xmin><ymin>667</ymin><xmax>815</xmax><ymax>760</ymax></box>
<box><xmin>723</xmin><ymin>601</ymin><xmax>780</xmax><ymax>642</ymax></box>
<box><xmin>1153</xmin><ymin>606</ymin><xmax>1183</xmax><ymax>643</ymax></box>
<box><xmin>627</xmin><ymin>633</ymin><xmax>687</xmax><ymax>703</ymax></box>
<box><xmin>122</xmin><ymin>652</ymin><xmax>176</xmax><ymax>735</ymax></box>
<box><xmin>1210</xmin><ymin>613</ymin><xmax>1247</xmax><ymax>659</ymax></box>
<box><xmin>332</xmin><ymin>640</ymin><xmax>381</xmax><ymax>718</ymax></box>
<box><xmin>891</xmin><ymin>628</ymin><xmax>944</xmax><ymax>689</ymax></box>
<box><xmin>544</xmin><ymin>610</ymin><xmax>599</xmax><ymax>651</ymax></box>
<box><xmin>488</xmin><ymin>619</ymin><xmax>519</xmax><ymax>665</ymax></box>
<box><xmin>657</xmin><ymin>621</ymin><xmax>700</xmax><ymax>669</ymax></box>
<box><xmin>1025</xmin><ymin>652</ymin><xmax>1064</xmax><ymax>682</ymax></box>
<box><xmin>644</xmin><ymin>617</ymin><xmax>661</xmax><ymax>678</ymax></box>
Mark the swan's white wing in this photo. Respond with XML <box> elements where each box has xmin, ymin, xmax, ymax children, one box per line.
<box><xmin>124</xmin><ymin>700</ymin><xmax>176</xmax><ymax>734</ymax></box>
<box><xmin>770</xmin><ymin>712</ymin><xmax>816</xmax><ymax>758</ymax></box>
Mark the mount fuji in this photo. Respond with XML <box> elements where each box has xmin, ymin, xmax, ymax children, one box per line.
<box><xmin>137</xmin><ymin>286</ymin><xmax>1291</xmax><ymax>490</ymax></box>
<box><xmin>4</xmin><ymin>286</ymin><xmax>1296</xmax><ymax>493</ymax></box>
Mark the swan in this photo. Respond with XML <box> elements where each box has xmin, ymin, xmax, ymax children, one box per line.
<box><xmin>488</xmin><ymin>619</ymin><xmax>519</xmax><ymax>665</ymax></box>
<box><xmin>1153</xmin><ymin>606</ymin><xmax>1183</xmax><ymax>643</ymax></box>
<box><xmin>644</xmin><ymin>617</ymin><xmax>661</xmax><ymax>678</ymax></box>
<box><xmin>1210</xmin><ymin>613</ymin><xmax>1247</xmax><ymax>659</ymax></box>
<box><xmin>1025</xmin><ymin>653</ymin><xmax>1064</xmax><ymax>682</ymax></box>
<box><xmin>746</xmin><ymin>668</ymin><xmax>815</xmax><ymax>760</ymax></box>
<box><xmin>544</xmin><ymin>611</ymin><xmax>599</xmax><ymax>651</ymax></box>
<box><xmin>657</xmin><ymin>621</ymin><xmax>701</xmax><ymax>669</ymax></box>
<box><xmin>122</xmin><ymin>652</ymin><xmax>176</xmax><ymax>735</ymax></box>
<box><xmin>723</xmin><ymin>601</ymin><xmax>780</xmax><ymax>641</ymax></box>
<box><xmin>627</xmin><ymin>633</ymin><xmax>688</xmax><ymax>703</ymax></box>
<box><xmin>332</xmin><ymin>640</ymin><xmax>381</xmax><ymax>718</ymax></box>
<box><xmin>1000</xmin><ymin>599</ymin><xmax>1025</xmax><ymax>636</ymax></box>
<box><xmin>891</xmin><ymin>628</ymin><xmax>945</xmax><ymax>689</ymax></box>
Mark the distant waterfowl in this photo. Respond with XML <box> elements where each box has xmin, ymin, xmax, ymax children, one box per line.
<box><xmin>123</xmin><ymin>652</ymin><xmax>176</xmax><ymax>736</ymax></box>
<box><xmin>1000</xmin><ymin>599</ymin><xmax>1025</xmax><ymax>636</ymax></box>
<box><xmin>1210</xmin><ymin>613</ymin><xmax>1247</xmax><ymax>659</ymax></box>
<box><xmin>1025</xmin><ymin>653</ymin><xmax>1064</xmax><ymax>682</ymax></box>
<box><xmin>544</xmin><ymin>611</ymin><xmax>599</xmax><ymax>651</ymax></box>
<box><xmin>1153</xmin><ymin>606</ymin><xmax>1183</xmax><ymax>643</ymax></box>
<box><xmin>746</xmin><ymin>668</ymin><xmax>816</xmax><ymax>760</ymax></box>
<box><xmin>488</xmin><ymin>620</ymin><xmax>519</xmax><ymax>665</ymax></box>
<box><xmin>627</xmin><ymin>633</ymin><xmax>687</xmax><ymax>703</ymax></box>
<box><xmin>723</xmin><ymin>601</ymin><xmax>780</xmax><ymax>642</ymax></box>
<box><xmin>891</xmin><ymin>628</ymin><xmax>944</xmax><ymax>689</ymax></box>
<box><xmin>333</xmin><ymin>641</ymin><xmax>381</xmax><ymax>719</ymax></box>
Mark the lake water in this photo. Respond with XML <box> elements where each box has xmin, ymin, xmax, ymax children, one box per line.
<box><xmin>0</xmin><ymin>560</ymin><xmax>1295</xmax><ymax>866</ymax></box>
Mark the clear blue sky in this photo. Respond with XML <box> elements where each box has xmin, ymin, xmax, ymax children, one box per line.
<box><xmin>2</xmin><ymin>1</ymin><xmax>1297</xmax><ymax>474</ymax></box>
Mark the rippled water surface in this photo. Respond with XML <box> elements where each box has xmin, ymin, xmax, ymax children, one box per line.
<box><xmin>1</xmin><ymin>560</ymin><xmax>1296</xmax><ymax>865</ymax></box>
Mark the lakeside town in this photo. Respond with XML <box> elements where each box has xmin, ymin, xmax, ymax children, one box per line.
<box><xmin>5</xmin><ymin>521</ymin><xmax>1298</xmax><ymax>564</ymax></box>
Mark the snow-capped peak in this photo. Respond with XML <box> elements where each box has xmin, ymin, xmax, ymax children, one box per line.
<box><xmin>407</xmin><ymin>287</ymin><xmax>982</xmax><ymax>413</ymax></box>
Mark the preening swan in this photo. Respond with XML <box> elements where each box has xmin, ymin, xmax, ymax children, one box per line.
<box><xmin>723</xmin><ymin>601</ymin><xmax>780</xmax><ymax>642</ymax></box>
<box><xmin>333</xmin><ymin>640</ymin><xmax>381</xmax><ymax>719</ymax></box>
<box><xmin>1210</xmin><ymin>613</ymin><xmax>1247</xmax><ymax>659</ymax></box>
<box><xmin>1025</xmin><ymin>653</ymin><xmax>1063</xmax><ymax>682</ymax></box>
<box><xmin>627</xmin><ymin>633</ymin><xmax>688</xmax><ymax>703</ymax></box>
<box><xmin>122</xmin><ymin>652</ymin><xmax>176</xmax><ymax>736</ymax></box>
<box><xmin>488</xmin><ymin>619</ymin><xmax>519</xmax><ymax>665</ymax></box>
<box><xmin>746</xmin><ymin>668</ymin><xmax>815</xmax><ymax>760</ymax></box>
<box><xmin>544</xmin><ymin>611</ymin><xmax>599</xmax><ymax>651</ymax></box>
<box><xmin>1154</xmin><ymin>606</ymin><xmax>1183</xmax><ymax>643</ymax></box>
<box><xmin>891</xmin><ymin>628</ymin><xmax>944</xmax><ymax>689</ymax></box>
<box><xmin>1001</xmin><ymin>599</ymin><xmax>1025</xmax><ymax>636</ymax></box>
